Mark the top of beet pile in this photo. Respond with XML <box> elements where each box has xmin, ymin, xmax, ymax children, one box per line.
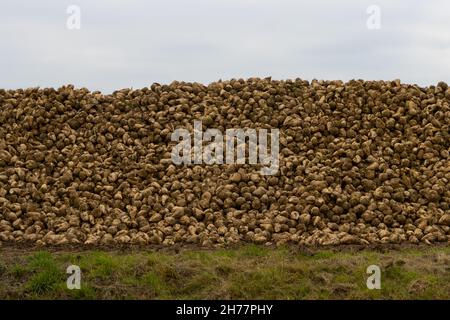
<box><xmin>0</xmin><ymin>78</ymin><xmax>449</xmax><ymax>247</ymax></box>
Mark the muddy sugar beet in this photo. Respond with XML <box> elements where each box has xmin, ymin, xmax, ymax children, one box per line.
<box><xmin>0</xmin><ymin>78</ymin><xmax>449</xmax><ymax>247</ymax></box>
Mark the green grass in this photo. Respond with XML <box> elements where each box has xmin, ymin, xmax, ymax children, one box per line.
<box><xmin>310</xmin><ymin>250</ymin><xmax>335</xmax><ymax>260</ymax></box>
<box><xmin>0</xmin><ymin>245</ymin><xmax>448</xmax><ymax>299</ymax></box>
<box><xmin>28</xmin><ymin>252</ymin><xmax>63</xmax><ymax>295</ymax></box>
<box><xmin>10</xmin><ymin>264</ymin><xmax>28</xmax><ymax>278</ymax></box>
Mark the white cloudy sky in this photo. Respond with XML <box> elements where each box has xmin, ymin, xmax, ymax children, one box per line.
<box><xmin>1</xmin><ymin>0</ymin><xmax>449</xmax><ymax>92</ymax></box>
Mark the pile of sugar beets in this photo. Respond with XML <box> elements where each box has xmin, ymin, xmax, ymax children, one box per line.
<box><xmin>0</xmin><ymin>78</ymin><xmax>449</xmax><ymax>246</ymax></box>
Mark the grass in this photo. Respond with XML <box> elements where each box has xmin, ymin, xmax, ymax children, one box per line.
<box><xmin>0</xmin><ymin>244</ymin><xmax>448</xmax><ymax>299</ymax></box>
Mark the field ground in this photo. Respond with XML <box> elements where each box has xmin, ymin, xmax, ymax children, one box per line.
<box><xmin>0</xmin><ymin>243</ymin><xmax>449</xmax><ymax>299</ymax></box>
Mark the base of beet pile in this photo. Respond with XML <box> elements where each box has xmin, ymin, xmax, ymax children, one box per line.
<box><xmin>0</xmin><ymin>78</ymin><xmax>449</xmax><ymax>247</ymax></box>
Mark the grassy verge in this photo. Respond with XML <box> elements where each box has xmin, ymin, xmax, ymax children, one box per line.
<box><xmin>0</xmin><ymin>244</ymin><xmax>448</xmax><ymax>299</ymax></box>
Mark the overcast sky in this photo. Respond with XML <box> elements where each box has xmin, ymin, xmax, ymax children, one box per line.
<box><xmin>1</xmin><ymin>0</ymin><xmax>449</xmax><ymax>93</ymax></box>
